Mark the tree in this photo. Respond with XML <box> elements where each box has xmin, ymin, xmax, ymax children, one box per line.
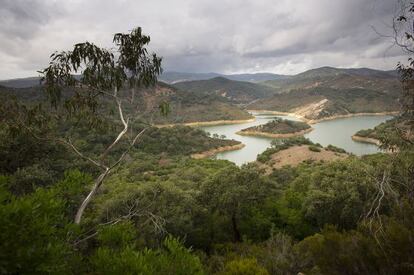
<box><xmin>200</xmin><ymin>166</ymin><xmax>271</xmax><ymax>242</ymax></box>
<box><xmin>2</xmin><ymin>27</ymin><xmax>164</xmax><ymax>224</ymax></box>
<box><xmin>389</xmin><ymin>0</ymin><xmax>414</xmax><ymax>145</ymax></box>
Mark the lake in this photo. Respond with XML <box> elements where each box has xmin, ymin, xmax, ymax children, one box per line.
<box><xmin>200</xmin><ymin>114</ymin><xmax>392</xmax><ymax>166</ymax></box>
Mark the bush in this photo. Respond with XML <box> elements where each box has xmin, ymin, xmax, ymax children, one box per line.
<box><xmin>308</xmin><ymin>146</ymin><xmax>321</xmax><ymax>152</ymax></box>
<box><xmin>91</xmin><ymin>235</ymin><xmax>205</xmax><ymax>275</ymax></box>
<box><xmin>222</xmin><ymin>258</ymin><xmax>268</xmax><ymax>275</ymax></box>
<box><xmin>326</xmin><ymin>144</ymin><xmax>347</xmax><ymax>154</ymax></box>
<box><xmin>0</xmin><ymin>177</ymin><xmax>79</xmax><ymax>274</ymax></box>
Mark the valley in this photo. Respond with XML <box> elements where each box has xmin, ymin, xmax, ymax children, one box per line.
<box><xmin>3</xmin><ymin>2</ymin><xmax>414</xmax><ymax>273</ymax></box>
<box><xmin>200</xmin><ymin>113</ymin><xmax>392</xmax><ymax>165</ymax></box>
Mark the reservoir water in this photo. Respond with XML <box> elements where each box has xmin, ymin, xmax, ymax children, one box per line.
<box><xmin>200</xmin><ymin>114</ymin><xmax>392</xmax><ymax>166</ymax></box>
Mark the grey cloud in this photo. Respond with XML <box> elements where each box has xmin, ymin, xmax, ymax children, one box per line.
<box><xmin>0</xmin><ymin>0</ymin><xmax>63</xmax><ymax>39</ymax></box>
<box><xmin>0</xmin><ymin>0</ymin><xmax>407</xmax><ymax>79</ymax></box>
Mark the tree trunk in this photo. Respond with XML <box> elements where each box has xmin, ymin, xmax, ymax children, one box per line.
<box><xmin>231</xmin><ymin>213</ymin><xmax>241</xmax><ymax>242</ymax></box>
<box><xmin>74</xmin><ymin>169</ymin><xmax>109</xmax><ymax>224</ymax></box>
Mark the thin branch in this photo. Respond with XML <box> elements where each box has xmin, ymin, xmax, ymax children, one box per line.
<box><xmin>109</xmin><ymin>127</ymin><xmax>148</xmax><ymax>170</ymax></box>
<box><xmin>59</xmin><ymin>138</ymin><xmax>108</xmax><ymax>170</ymax></box>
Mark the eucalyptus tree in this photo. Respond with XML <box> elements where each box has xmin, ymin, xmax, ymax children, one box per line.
<box><xmin>392</xmin><ymin>1</ymin><xmax>414</xmax><ymax>139</ymax></box>
<box><xmin>360</xmin><ymin>0</ymin><xmax>414</xmax><ymax>239</ymax></box>
<box><xmin>35</xmin><ymin>27</ymin><xmax>164</xmax><ymax>224</ymax></box>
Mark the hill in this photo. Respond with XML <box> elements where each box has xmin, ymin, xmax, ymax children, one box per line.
<box><xmin>262</xmin><ymin>67</ymin><xmax>400</xmax><ymax>92</ymax></box>
<box><xmin>173</xmin><ymin>76</ymin><xmax>275</xmax><ymax>103</ymax></box>
<box><xmin>1</xmin><ymin>67</ymin><xmax>401</xmax><ymax>122</ymax></box>
<box><xmin>0</xmin><ymin>77</ymin><xmax>42</xmax><ymax>88</ymax></box>
<box><xmin>0</xmin><ymin>82</ymin><xmax>252</xmax><ymax>124</ymax></box>
<box><xmin>352</xmin><ymin>116</ymin><xmax>413</xmax><ymax>146</ymax></box>
<box><xmin>143</xmin><ymin>82</ymin><xmax>253</xmax><ymax>124</ymax></box>
<box><xmin>159</xmin><ymin>71</ymin><xmax>288</xmax><ymax>84</ymax></box>
<box><xmin>250</xmin><ymin>67</ymin><xmax>401</xmax><ymax>122</ymax></box>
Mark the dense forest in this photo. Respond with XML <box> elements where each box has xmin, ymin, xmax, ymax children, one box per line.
<box><xmin>1</xmin><ymin>110</ymin><xmax>413</xmax><ymax>274</ymax></box>
<box><xmin>1</xmin><ymin>6</ymin><xmax>414</xmax><ymax>275</ymax></box>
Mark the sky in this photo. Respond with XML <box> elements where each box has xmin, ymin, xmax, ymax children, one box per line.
<box><xmin>0</xmin><ymin>0</ymin><xmax>408</xmax><ymax>80</ymax></box>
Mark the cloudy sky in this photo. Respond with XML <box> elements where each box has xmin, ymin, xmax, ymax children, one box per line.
<box><xmin>0</xmin><ymin>0</ymin><xmax>407</xmax><ymax>79</ymax></box>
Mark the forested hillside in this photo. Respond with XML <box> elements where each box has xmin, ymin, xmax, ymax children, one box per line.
<box><xmin>0</xmin><ymin>81</ymin><xmax>252</xmax><ymax>125</ymax></box>
<box><xmin>1</xmin><ymin>112</ymin><xmax>413</xmax><ymax>273</ymax></box>
<box><xmin>250</xmin><ymin>67</ymin><xmax>401</xmax><ymax>121</ymax></box>
<box><xmin>173</xmin><ymin>77</ymin><xmax>275</xmax><ymax>103</ymax></box>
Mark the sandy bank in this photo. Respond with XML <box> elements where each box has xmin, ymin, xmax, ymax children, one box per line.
<box><xmin>191</xmin><ymin>143</ymin><xmax>245</xmax><ymax>159</ymax></box>
<box><xmin>156</xmin><ymin>118</ymin><xmax>256</xmax><ymax>128</ymax></box>
<box><xmin>248</xmin><ymin>110</ymin><xmax>306</xmax><ymax>121</ymax></box>
<box><xmin>248</xmin><ymin>109</ymin><xmax>397</xmax><ymax>124</ymax></box>
<box><xmin>306</xmin><ymin>112</ymin><xmax>398</xmax><ymax>124</ymax></box>
<box><xmin>351</xmin><ymin>135</ymin><xmax>381</xmax><ymax>146</ymax></box>
<box><xmin>236</xmin><ymin>127</ymin><xmax>313</xmax><ymax>138</ymax></box>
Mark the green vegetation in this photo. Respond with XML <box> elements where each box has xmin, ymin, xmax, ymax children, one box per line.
<box><xmin>240</xmin><ymin>118</ymin><xmax>310</xmax><ymax>135</ymax></box>
<box><xmin>151</xmin><ymin>90</ymin><xmax>253</xmax><ymax>124</ymax></box>
<box><xmin>308</xmin><ymin>145</ymin><xmax>321</xmax><ymax>152</ymax></box>
<box><xmin>136</xmin><ymin>126</ymin><xmax>239</xmax><ymax>155</ymax></box>
<box><xmin>0</xmin><ymin>81</ymin><xmax>252</xmax><ymax>126</ymax></box>
<box><xmin>174</xmin><ymin>77</ymin><xmax>275</xmax><ymax>104</ymax></box>
<box><xmin>250</xmin><ymin>86</ymin><xmax>399</xmax><ymax>120</ymax></box>
<box><xmin>326</xmin><ymin>144</ymin><xmax>347</xmax><ymax>153</ymax></box>
<box><xmin>2</xmin><ymin>128</ymin><xmax>413</xmax><ymax>273</ymax></box>
<box><xmin>1</xmin><ymin>19</ymin><xmax>414</xmax><ymax>275</ymax></box>
<box><xmin>355</xmin><ymin>117</ymin><xmax>400</xmax><ymax>140</ymax></box>
<box><xmin>251</xmin><ymin>67</ymin><xmax>401</xmax><ymax>121</ymax></box>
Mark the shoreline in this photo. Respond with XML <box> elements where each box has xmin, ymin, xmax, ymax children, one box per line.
<box><xmin>236</xmin><ymin>127</ymin><xmax>313</xmax><ymax>138</ymax></box>
<box><xmin>156</xmin><ymin>118</ymin><xmax>256</xmax><ymax>128</ymax></box>
<box><xmin>191</xmin><ymin>143</ymin><xmax>246</xmax><ymax>159</ymax></box>
<box><xmin>351</xmin><ymin>135</ymin><xmax>381</xmax><ymax>146</ymax></box>
<box><xmin>306</xmin><ymin>112</ymin><xmax>398</xmax><ymax>124</ymax></box>
<box><xmin>247</xmin><ymin>109</ymin><xmax>398</xmax><ymax>124</ymax></box>
<box><xmin>248</xmin><ymin>109</ymin><xmax>306</xmax><ymax>121</ymax></box>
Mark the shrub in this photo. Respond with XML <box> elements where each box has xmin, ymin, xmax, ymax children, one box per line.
<box><xmin>222</xmin><ymin>258</ymin><xmax>268</xmax><ymax>275</ymax></box>
<box><xmin>308</xmin><ymin>146</ymin><xmax>321</xmax><ymax>152</ymax></box>
<box><xmin>326</xmin><ymin>145</ymin><xmax>347</xmax><ymax>154</ymax></box>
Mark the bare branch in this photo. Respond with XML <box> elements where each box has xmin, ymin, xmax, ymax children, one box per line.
<box><xmin>110</xmin><ymin>127</ymin><xmax>148</xmax><ymax>170</ymax></box>
<box><xmin>60</xmin><ymin>138</ymin><xmax>108</xmax><ymax>170</ymax></box>
<box><xmin>100</xmin><ymin>94</ymin><xmax>129</xmax><ymax>161</ymax></box>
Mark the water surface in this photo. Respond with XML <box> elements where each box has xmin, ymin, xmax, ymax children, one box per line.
<box><xmin>200</xmin><ymin>114</ymin><xmax>392</xmax><ymax>166</ymax></box>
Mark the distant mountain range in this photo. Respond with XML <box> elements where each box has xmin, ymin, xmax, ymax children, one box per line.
<box><xmin>0</xmin><ymin>66</ymin><xmax>401</xmax><ymax>123</ymax></box>
<box><xmin>0</xmin><ymin>66</ymin><xmax>397</xmax><ymax>88</ymax></box>
<box><xmin>0</xmin><ymin>80</ymin><xmax>253</xmax><ymax>124</ymax></box>
<box><xmin>0</xmin><ymin>72</ymin><xmax>283</xmax><ymax>88</ymax></box>
<box><xmin>159</xmin><ymin>72</ymin><xmax>289</xmax><ymax>84</ymax></box>
<box><xmin>0</xmin><ymin>77</ymin><xmax>42</xmax><ymax>88</ymax></box>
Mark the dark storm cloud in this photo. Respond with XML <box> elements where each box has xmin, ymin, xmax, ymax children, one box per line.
<box><xmin>0</xmin><ymin>0</ymin><xmax>406</xmax><ymax>79</ymax></box>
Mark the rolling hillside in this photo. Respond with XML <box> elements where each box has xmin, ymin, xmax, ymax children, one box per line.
<box><xmin>173</xmin><ymin>76</ymin><xmax>275</xmax><ymax>103</ymax></box>
<box><xmin>159</xmin><ymin>71</ymin><xmax>288</xmax><ymax>84</ymax></box>
<box><xmin>0</xmin><ymin>82</ymin><xmax>252</xmax><ymax>125</ymax></box>
<box><xmin>262</xmin><ymin>67</ymin><xmax>399</xmax><ymax>93</ymax></box>
<box><xmin>137</xmin><ymin>82</ymin><xmax>253</xmax><ymax>124</ymax></box>
<box><xmin>1</xmin><ymin>67</ymin><xmax>402</xmax><ymax>123</ymax></box>
<box><xmin>250</xmin><ymin>67</ymin><xmax>401</xmax><ymax>122</ymax></box>
<box><xmin>0</xmin><ymin>77</ymin><xmax>42</xmax><ymax>88</ymax></box>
